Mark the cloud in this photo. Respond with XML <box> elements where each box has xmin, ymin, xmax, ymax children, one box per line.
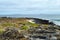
<box><xmin>0</xmin><ymin>0</ymin><xmax>60</xmax><ymax>14</ymax></box>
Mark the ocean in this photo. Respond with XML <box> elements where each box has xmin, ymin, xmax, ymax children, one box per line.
<box><xmin>37</xmin><ymin>14</ymin><xmax>60</xmax><ymax>25</ymax></box>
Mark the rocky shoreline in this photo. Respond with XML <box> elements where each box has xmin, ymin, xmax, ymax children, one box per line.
<box><xmin>0</xmin><ymin>17</ymin><xmax>60</xmax><ymax>40</ymax></box>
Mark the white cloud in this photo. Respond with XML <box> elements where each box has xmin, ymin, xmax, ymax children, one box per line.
<box><xmin>0</xmin><ymin>0</ymin><xmax>60</xmax><ymax>14</ymax></box>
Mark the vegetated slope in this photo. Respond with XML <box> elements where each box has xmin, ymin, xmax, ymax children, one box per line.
<box><xmin>0</xmin><ymin>17</ymin><xmax>60</xmax><ymax>40</ymax></box>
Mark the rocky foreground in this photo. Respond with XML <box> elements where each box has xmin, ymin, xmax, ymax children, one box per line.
<box><xmin>0</xmin><ymin>17</ymin><xmax>60</xmax><ymax>40</ymax></box>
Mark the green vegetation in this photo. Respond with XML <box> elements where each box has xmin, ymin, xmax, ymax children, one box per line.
<box><xmin>27</xmin><ymin>22</ymin><xmax>39</xmax><ymax>27</ymax></box>
<box><xmin>21</xmin><ymin>26</ymin><xmax>29</xmax><ymax>30</ymax></box>
<box><xmin>0</xmin><ymin>29</ymin><xmax>4</xmax><ymax>34</ymax></box>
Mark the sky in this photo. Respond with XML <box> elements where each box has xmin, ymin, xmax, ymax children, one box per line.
<box><xmin>0</xmin><ymin>0</ymin><xmax>60</xmax><ymax>15</ymax></box>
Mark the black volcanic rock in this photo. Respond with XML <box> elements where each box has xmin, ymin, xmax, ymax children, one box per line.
<box><xmin>26</xmin><ymin>18</ymin><xmax>55</xmax><ymax>25</ymax></box>
<box><xmin>0</xmin><ymin>27</ymin><xmax>25</xmax><ymax>40</ymax></box>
